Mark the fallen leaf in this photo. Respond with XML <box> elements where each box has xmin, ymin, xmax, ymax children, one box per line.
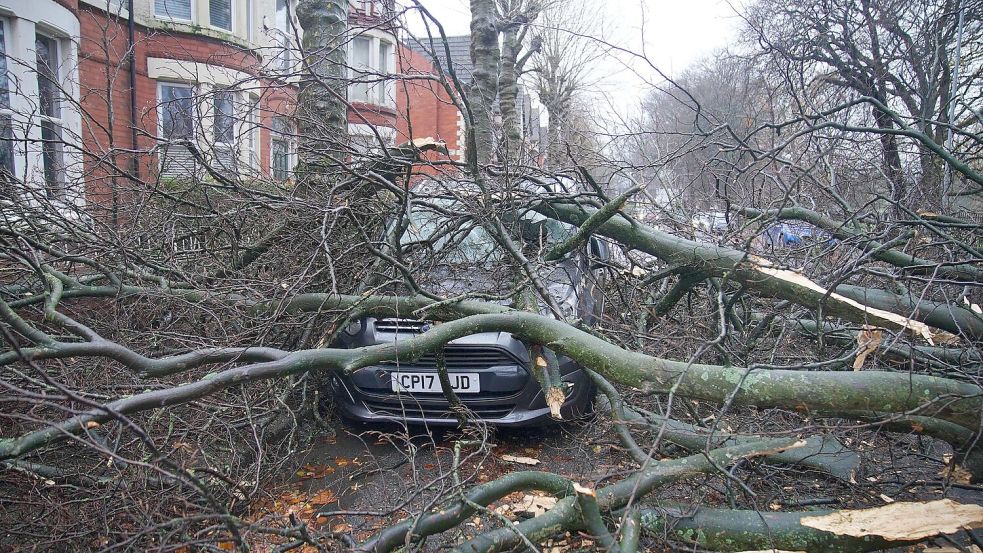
<box><xmin>801</xmin><ymin>499</ymin><xmax>983</xmax><ymax>540</ymax></box>
<box><xmin>501</xmin><ymin>454</ymin><xmax>540</xmax><ymax>466</ymax></box>
<box><xmin>309</xmin><ymin>489</ymin><xmax>337</xmax><ymax>505</ymax></box>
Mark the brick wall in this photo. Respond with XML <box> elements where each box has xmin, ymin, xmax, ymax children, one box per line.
<box><xmin>77</xmin><ymin>4</ymin><xmax>298</xmax><ymax>216</ymax></box>
<box><xmin>394</xmin><ymin>43</ymin><xmax>463</xmax><ymax>177</ymax></box>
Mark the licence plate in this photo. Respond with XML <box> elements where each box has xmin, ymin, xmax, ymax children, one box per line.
<box><xmin>390</xmin><ymin>372</ymin><xmax>480</xmax><ymax>394</ymax></box>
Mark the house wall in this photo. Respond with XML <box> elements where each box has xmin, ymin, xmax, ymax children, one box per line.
<box><xmin>76</xmin><ymin>0</ymin><xmax>398</xmax><ymax>218</ymax></box>
<box><xmin>3</xmin><ymin>0</ymin><xmax>403</xmax><ymax>216</ymax></box>
<box><xmin>394</xmin><ymin>43</ymin><xmax>463</xmax><ymax>174</ymax></box>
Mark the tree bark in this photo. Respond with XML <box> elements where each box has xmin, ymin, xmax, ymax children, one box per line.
<box><xmin>295</xmin><ymin>0</ymin><xmax>348</xmax><ymax>177</ymax></box>
<box><xmin>468</xmin><ymin>0</ymin><xmax>501</xmax><ymax>167</ymax></box>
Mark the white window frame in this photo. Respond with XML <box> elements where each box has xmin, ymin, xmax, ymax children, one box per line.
<box><xmin>156</xmin><ymin>80</ymin><xmax>199</xmax><ymax>177</ymax></box>
<box><xmin>348</xmin><ymin>30</ymin><xmax>395</xmax><ymax>107</ymax></box>
<box><xmin>34</xmin><ymin>30</ymin><xmax>69</xmax><ymax>199</ymax></box>
<box><xmin>157</xmin><ymin>81</ymin><xmax>196</xmax><ymax>140</ymax></box>
<box><xmin>349</xmin><ymin>123</ymin><xmax>394</xmax><ymax>154</ymax></box>
<box><xmin>154</xmin><ymin>0</ymin><xmax>195</xmax><ymax>23</ymax></box>
<box><xmin>211</xmin><ymin>86</ymin><xmax>236</xmax><ymax>146</ymax></box>
<box><xmin>245</xmin><ymin>0</ymin><xmax>253</xmax><ymax>42</ymax></box>
<box><xmin>245</xmin><ymin>94</ymin><xmax>259</xmax><ymax>169</ymax></box>
<box><xmin>273</xmin><ymin>0</ymin><xmax>293</xmax><ymax>74</ymax></box>
<box><xmin>208</xmin><ymin>0</ymin><xmax>234</xmax><ymax>33</ymax></box>
<box><xmin>0</xmin><ymin>17</ymin><xmax>15</xmax><ymax>178</ymax></box>
<box><xmin>0</xmin><ymin>3</ymin><xmax>83</xmax><ymax>207</ymax></box>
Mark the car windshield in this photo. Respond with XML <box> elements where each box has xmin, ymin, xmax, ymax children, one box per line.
<box><xmin>398</xmin><ymin>202</ymin><xmax>576</xmax><ymax>264</ymax></box>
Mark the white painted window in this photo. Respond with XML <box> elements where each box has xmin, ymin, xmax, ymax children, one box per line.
<box><xmin>158</xmin><ymin>82</ymin><xmax>197</xmax><ymax>177</ymax></box>
<box><xmin>35</xmin><ymin>32</ymin><xmax>66</xmax><ymax>197</ymax></box>
<box><xmin>155</xmin><ymin>0</ymin><xmax>193</xmax><ymax>21</ymax></box>
<box><xmin>209</xmin><ymin>0</ymin><xmax>233</xmax><ymax>31</ymax></box>
<box><xmin>270</xmin><ymin>116</ymin><xmax>294</xmax><ymax>181</ymax></box>
<box><xmin>246</xmin><ymin>95</ymin><xmax>260</xmax><ymax>169</ymax></box>
<box><xmin>0</xmin><ymin>3</ymin><xmax>82</xmax><ymax>206</ymax></box>
<box><xmin>210</xmin><ymin>87</ymin><xmax>241</xmax><ymax>176</ymax></box>
<box><xmin>0</xmin><ymin>20</ymin><xmax>14</xmax><ymax>178</ymax></box>
<box><xmin>212</xmin><ymin>88</ymin><xmax>235</xmax><ymax>145</ymax></box>
<box><xmin>274</xmin><ymin>0</ymin><xmax>292</xmax><ymax>73</ymax></box>
<box><xmin>349</xmin><ymin>34</ymin><xmax>394</xmax><ymax>106</ymax></box>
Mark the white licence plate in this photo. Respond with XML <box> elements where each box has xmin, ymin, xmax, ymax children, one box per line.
<box><xmin>390</xmin><ymin>372</ymin><xmax>481</xmax><ymax>394</ymax></box>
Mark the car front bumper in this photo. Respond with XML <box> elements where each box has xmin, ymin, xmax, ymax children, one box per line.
<box><xmin>330</xmin><ymin>361</ymin><xmax>595</xmax><ymax>427</ymax></box>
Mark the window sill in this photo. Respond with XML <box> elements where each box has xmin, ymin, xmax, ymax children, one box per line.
<box><xmin>349</xmin><ymin>101</ymin><xmax>396</xmax><ymax>115</ymax></box>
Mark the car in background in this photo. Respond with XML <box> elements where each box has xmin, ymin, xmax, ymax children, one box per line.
<box><xmin>328</xmin><ymin>200</ymin><xmax>606</xmax><ymax>426</ymax></box>
<box><xmin>690</xmin><ymin>211</ymin><xmax>730</xmax><ymax>237</ymax></box>
<box><xmin>763</xmin><ymin>222</ymin><xmax>835</xmax><ymax>248</ymax></box>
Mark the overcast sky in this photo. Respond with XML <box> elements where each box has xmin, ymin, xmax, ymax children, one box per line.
<box><xmin>400</xmin><ymin>0</ymin><xmax>745</xmax><ymax>117</ymax></box>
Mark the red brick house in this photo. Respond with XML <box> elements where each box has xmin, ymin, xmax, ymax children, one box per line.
<box><xmin>1</xmin><ymin>0</ymin><xmax>404</xmax><ymax>215</ymax></box>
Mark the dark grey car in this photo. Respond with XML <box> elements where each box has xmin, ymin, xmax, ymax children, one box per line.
<box><xmin>329</xmin><ymin>201</ymin><xmax>607</xmax><ymax>426</ymax></box>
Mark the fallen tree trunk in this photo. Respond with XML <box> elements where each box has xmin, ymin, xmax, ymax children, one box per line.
<box><xmin>637</xmin><ymin>504</ymin><xmax>912</xmax><ymax>552</ymax></box>
<box><xmin>535</xmin><ymin>200</ymin><xmax>950</xmax><ymax>342</ymax></box>
<box><xmin>833</xmin><ymin>284</ymin><xmax>983</xmax><ymax>340</ymax></box>
<box><xmin>739</xmin><ymin>205</ymin><xmax>982</xmax><ymax>283</ymax></box>
<box><xmin>446</xmin><ymin>439</ymin><xmax>801</xmax><ymax>553</ymax></box>
<box><xmin>3</xmin><ymin>300</ymin><xmax>981</xmax><ymax>466</ymax></box>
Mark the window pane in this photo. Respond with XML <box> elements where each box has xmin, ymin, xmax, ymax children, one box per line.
<box><xmin>271</xmin><ymin>116</ymin><xmax>292</xmax><ymax>180</ymax></box>
<box><xmin>377</xmin><ymin>41</ymin><xmax>391</xmax><ymax>103</ymax></box>
<box><xmin>36</xmin><ymin>35</ymin><xmax>60</xmax><ymax>118</ymax></box>
<box><xmin>41</xmin><ymin>119</ymin><xmax>64</xmax><ymax>194</ymax></box>
<box><xmin>274</xmin><ymin>0</ymin><xmax>292</xmax><ymax>71</ymax></box>
<box><xmin>271</xmin><ymin>139</ymin><xmax>288</xmax><ymax>180</ymax></box>
<box><xmin>0</xmin><ymin>22</ymin><xmax>11</xmax><ymax>177</ymax></box>
<box><xmin>246</xmin><ymin>97</ymin><xmax>259</xmax><ymax>166</ymax></box>
<box><xmin>378</xmin><ymin>41</ymin><xmax>390</xmax><ymax>73</ymax></box>
<box><xmin>155</xmin><ymin>0</ymin><xmax>193</xmax><ymax>20</ymax></box>
<box><xmin>0</xmin><ymin>115</ymin><xmax>13</xmax><ymax>176</ymax></box>
<box><xmin>213</xmin><ymin>90</ymin><xmax>234</xmax><ymax>144</ymax></box>
<box><xmin>210</xmin><ymin>0</ymin><xmax>232</xmax><ymax>31</ymax></box>
<box><xmin>350</xmin><ymin>37</ymin><xmax>371</xmax><ymax>102</ymax></box>
<box><xmin>161</xmin><ymin>84</ymin><xmax>194</xmax><ymax>139</ymax></box>
<box><xmin>0</xmin><ymin>21</ymin><xmax>10</xmax><ymax>109</ymax></box>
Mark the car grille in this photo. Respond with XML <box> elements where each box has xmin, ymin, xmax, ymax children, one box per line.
<box><xmin>380</xmin><ymin>344</ymin><xmax>523</xmax><ymax>368</ymax></box>
<box><xmin>374</xmin><ymin>318</ymin><xmax>430</xmax><ymax>333</ymax></box>
<box><xmin>363</xmin><ymin>398</ymin><xmax>514</xmax><ymax>420</ymax></box>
